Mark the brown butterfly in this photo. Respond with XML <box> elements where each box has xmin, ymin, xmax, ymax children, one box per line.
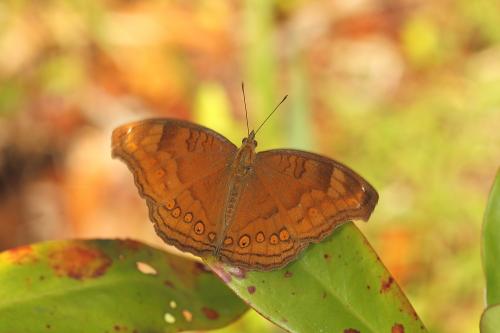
<box><xmin>112</xmin><ymin>99</ymin><xmax>377</xmax><ymax>271</ymax></box>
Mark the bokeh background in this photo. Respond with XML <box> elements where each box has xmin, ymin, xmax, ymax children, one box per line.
<box><xmin>1</xmin><ymin>1</ymin><xmax>499</xmax><ymax>332</ymax></box>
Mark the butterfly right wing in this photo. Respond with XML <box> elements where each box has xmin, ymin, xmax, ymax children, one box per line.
<box><xmin>112</xmin><ymin>118</ymin><xmax>237</xmax><ymax>256</ymax></box>
<box><xmin>218</xmin><ymin>149</ymin><xmax>378</xmax><ymax>270</ymax></box>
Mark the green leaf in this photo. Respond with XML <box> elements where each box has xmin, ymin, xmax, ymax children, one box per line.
<box><xmin>207</xmin><ymin>223</ymin><xmax>428</xmax><ymax>333</ymax></box>
<box><xmin>0</xmin><ymin>239</ymin><xmax>247</xmax><ymax>333</ymax></box>
<box><xmin>483</xmin><ymin>169</ymin><xmax>500</xmax><ymax>305</ymax></box>
<box><xmin>480</xmin><ymin>304</ymin><xmax>500</xmax><ymax>333</ymax></box>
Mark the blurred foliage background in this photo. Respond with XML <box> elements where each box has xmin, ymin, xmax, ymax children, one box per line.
<box><xmin>0</xmin><ymin>0</ymin><xmax>499</xmax><ymax>332</ymax></box>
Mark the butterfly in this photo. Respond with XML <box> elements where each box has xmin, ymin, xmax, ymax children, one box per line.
<box><xmin>111</xmin><ymin>118</ymin><xmax>378</xmax><ymax>271</ymax></box>
<box><xmin>112</xmin><ymin>97</ymin><xmax>377</xmax><ymax>271</ymax></box>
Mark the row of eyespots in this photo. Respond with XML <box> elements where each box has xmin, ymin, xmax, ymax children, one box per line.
<box><xmin>221</xmin><ymin>228</ymin><xmax>291</xmax><ymax>249</ymax></box>
<box><xmin>164</xmin><ymin>199</ymin><xmax>204</xmax><ymax>235</ymax></box>
<box><xmin>164</xmin><ymin>199</ymin><xmax>291</xmax><ymax>248</ymax></box>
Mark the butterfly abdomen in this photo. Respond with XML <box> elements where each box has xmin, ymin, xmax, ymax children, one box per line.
<box><xmin>214</xmin><ymin>178</ymin><xmax>245</xmax><ymax>256</ymax></box>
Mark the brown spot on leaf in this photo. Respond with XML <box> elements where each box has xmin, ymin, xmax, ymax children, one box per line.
<box><xmin>113</xmin><ymin>324</ymin><xmax>130</xmax><ymax>331</ymax></box>
<box><xmin>194</xmin><ymin>262</ymin><xmax>211</xmax><ymax>273</ymax></box>
<box><xmin>202</xmin><ymin>307</ymin><xmax>219</xmax><ymax>320</ymax></box>
<box><xmin>164</xmin><ymin>280</ymin><xmax>176</xmax><ymax>288</ymax></box>
<box><xmin>6</xmin><ymin>245</ymin><xmax>37</xmax><ymax>264</ymax></box>
<box><xmin>392</xmin><ymin>323</ymin><xmax>405</xmax><ymax>333</ymax></box>
<box><xmin>48</xmin><ymin>244</ymin><xmax>112</xmax><ymax>280</ymax></box>
<box><xmin>380</xmin><ymin>276</ymin><xmax>394</xmax><ymax>293</ymax></box>
<box><xmin>323</xmin><ymin>253</ymin><xmax>331</xmax><ymax>260</ymax></box>
<box><xmin>344</xmin><ymin>329</ymin><xmax>360</xmax><ymax>333</ymax></box>
<box><xmin>247</xmin><ymin>286</ymin><xmax>256</xmax><ymax>294</ymax></box>
<box><xmin>284</xmin><ymin>271</ymin><xmax>293</xmax><ymax>278</ymax></box>
<box><xmin>322</xmin><ymin>291</ymin><xmax>327</xmax><ymax>299</ymax></box>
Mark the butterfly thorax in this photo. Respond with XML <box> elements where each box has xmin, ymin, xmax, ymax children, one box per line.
<box><xmin>234</xmin><ymin>135</ymin><xmax>257</xmax><ymax>176</ymax></box>
<box><xmin>214</xmin><ymin>133</ymin><xmax>257</xmax><ymax>255</ymax></box>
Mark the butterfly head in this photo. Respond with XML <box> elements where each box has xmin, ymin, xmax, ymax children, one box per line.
<box><xmin>242</xmin><ymin>130</ymin><xmax>257</xmax><ymax>149</ymax></box>
<box><xmin>237</xmin><ymin>130</ymin><xmax>257</xmax><ymax>171</ymax></box>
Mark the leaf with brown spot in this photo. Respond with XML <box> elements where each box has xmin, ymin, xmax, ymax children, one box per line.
<box><xmin>208</xmin><ymin>223</ymin><xmax>428</xmax><ymax>333</ymax></box>
<box><xmin>0</xmin><ymin>239</ymin><xmax>247</xmax><ymax>333</ymax></box>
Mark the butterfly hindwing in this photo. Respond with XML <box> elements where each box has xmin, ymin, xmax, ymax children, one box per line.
<box><xmin>218</xmin><ymin>171</ymin><xmax>305</xmax><ymax>269</ymax></box>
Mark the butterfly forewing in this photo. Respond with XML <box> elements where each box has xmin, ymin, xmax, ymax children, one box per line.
<box><xmin>218</xmin><ymin>149</ymin><xmax>378</xmax><ymax>270</ymax></box>
<box><xmin>112</xmin><ymin>119</ymin><xmax>237</xmax><ymax>256</ymax></box>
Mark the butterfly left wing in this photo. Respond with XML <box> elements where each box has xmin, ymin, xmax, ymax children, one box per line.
<box><xmin>218</xmin><ymin>149</ymin><xmax>378</xmax><ymax>270</ymax></box>
<box><xmin>112</xmin><ymin>118</ymin><xmax>237</xmax><ymax>257</ymax></box>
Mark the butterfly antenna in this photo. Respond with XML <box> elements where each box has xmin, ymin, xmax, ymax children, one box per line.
<box><xmin>254</xmin><ymin>94</ymin><xmax>288</xmax><ymax>135</ymax></box>
<box><xmin>242</xmin><ymin>82</ymin><xmax>250</xmax><ymax>136</ymax></box>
